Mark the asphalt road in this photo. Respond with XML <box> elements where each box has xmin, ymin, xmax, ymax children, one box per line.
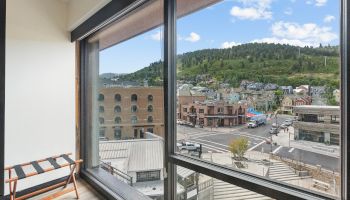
<box><xmin>177</xmin><ymin>116</ymin><xmax>340</xmax><ymax>172</ymax></box>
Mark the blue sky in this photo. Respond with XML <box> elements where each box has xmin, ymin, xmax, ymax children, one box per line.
<box><xmin>100</xmin><ymin>0</ymin><xmax>339</xmax><ymax>74</ymax></box>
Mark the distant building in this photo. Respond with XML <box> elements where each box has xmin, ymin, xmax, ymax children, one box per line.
<box><xmin>179</xmin><ymin>100</ymin><xmax>246</xmax><ymax>127</ymax></box>
<box><xmin>280</xmin><ymin>86</ymin><xmax>293</xmax><ymax>95</ymax></box>
<box><xmin>98</xmin><ymin>87</ymin><xmax>164</xmax><ymax>140</ymax></box>
<box><xmin>294</xmin><ymin>85</ymin><xmax>310</xmax><ymax>95</ymax></box>
<box><xmin>264</xmin><ymin>83</ymin><xmax>279</xmax><ymax>91</ymax></box>
<box><xmin>311</xmin><ymin>86</ymin><xmax>326</xmax><ymax>96</ymax></box>
<box><xmin>293</xmin><ymin>105</ymin><xmax>340</xmax><ymax>145</ymax></box>
<box><xmin>99</xmin><ymin>136</ymin><xmax>187</xmax><ymax>199</ymax></box>
<box><xmin>281</xmin><ymin>96</ymin><xmax>312</xmax><ymax>114</ymax></box>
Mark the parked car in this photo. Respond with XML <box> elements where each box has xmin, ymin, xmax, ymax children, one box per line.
<box><xmin>284</xmin><ymin>119</ymin><xmax>293</xmax><ymax>126</ymax></box>
<box><xmin>279</xmin><ymin>124</ymin><xmax>288</xmax><ymax>129</ymax></box>
<box><xmin>247</xmin><ymin>115</ymin><xmax>267</xmax><ymax>128</ymax></box>
<box><xmin>269</xmin><ymin>127</ymin><xmax>279</xmax><ymax>135</ymax></box>
<box><xmin>177</xmin><ymin>142</ymin><xmax>201</xmax><ymax>151</ymax></box>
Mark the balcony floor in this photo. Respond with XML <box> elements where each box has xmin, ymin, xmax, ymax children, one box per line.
<box><xmin>28</xmin><ymin>178</ymin><xmax>105</xmax><ymax>200</ymax></box>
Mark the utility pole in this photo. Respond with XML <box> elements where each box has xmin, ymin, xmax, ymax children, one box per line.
<box><xmin>324</xmin><ymin>56</ymin><xmax>327</xmax><ymax>67</ymax></box>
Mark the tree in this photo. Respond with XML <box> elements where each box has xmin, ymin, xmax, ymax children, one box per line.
<box><xmin>229</xmin><ymin>137</ymin><xmax>248</xmax><ymax>160</ymax></box>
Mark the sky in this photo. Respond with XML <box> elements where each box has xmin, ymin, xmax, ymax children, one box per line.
<box><xmin>99</xmin><ymin>0</ymin><xmax>339</xmax><ymax>74</ymax></box>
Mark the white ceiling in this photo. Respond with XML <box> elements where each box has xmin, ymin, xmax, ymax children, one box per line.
<box><xmin>62</xmin><ymin>0</ymin><xmax>111</xmax><ymax>31</ymax></box>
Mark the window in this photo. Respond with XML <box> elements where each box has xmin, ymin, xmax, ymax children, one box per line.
<box><xmin>199</xmin><ymin>109</ymin><xmax>204</xmax><ymax>113</ymax></box>
<box><xmin>78</xmin><ymin>0</ymin><xmax>347</xmax><ymax>199</ymax></box>
<box><xmin>114</xmin><ymin>117</ymin><xmax>121</xmax><ymax>124</ymax></box>
<box><xmin>147</xmin><ymin>128</ymin><xmax>154</xmax><ymax>133</ymax></box>
<box><xmin>99</xmin><ymin>106</ymin><xmax>104</xmax><ymax>113</ymax></box>
<box><xmin>82</xmin><ymin>1</ymin><xmax>165</xmax><ymax>198</ymax></box>
<box><xmin>114</xmin><ymin>105</ymin><xmax>121</xmax><ymax>113</ymax></box>
<box><xmin>175</xmin><ymin>0</ymin><xmax>341</xmax><ymax>199</ymax></box>
<box><xmin>148</xmin><ymin>94</ymin><xmax>153</xmax><ymax>102</ymax></box>
<box><xmin>136</xmin><ymin>170</ymin><xmax>160</xmax><ymax>182</ymax></box>
<box><xmin>99</xmin><ymin>117</ymin><xmax>104</xmax><ymax>124</ymax></box>
<box><xmin>131</xmin><ymin>94</ymin><xmax>137</xmax><ymax>102</ymax></box>
<box><xmin>148</xmin><ymin>105</ymin><xmax>153</xmax><ymax>112</ymax></box>
<box><xmin>99</xmin><ymin>129</ymin><xmax>105</xmax><ymax>138</ymax></box>
<box><xmin>98</xmin><ymin>93</ymin><xmax>104</xmax><ymax>101</ymax></box>
<box><xmin>131</xmin><ymin>116</ymin><xmax>137</xmax><ymax>124</ymax></box>
<box><xmin>147</xmin><ymin>116</ymin><xmax>153</xmax><ymax>123</ymax></box>
<box><xmin>114</xmin><ymin>128</ymin><xmax>121</xmax><ymax>140</ymax></box>
<box><xmin>115</xmin><ymin>94</ymin><xmax>121</xmax><ymax>102</ymax></box>
<box><xmin>131</xmin><ymin>105</ymin><xmax>137</xmax><ymax>113</ymax></box>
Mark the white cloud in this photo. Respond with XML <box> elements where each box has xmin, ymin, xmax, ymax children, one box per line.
<box><xmin>221</xmin><ymin>41</ymin><xmax>242</xmax><ymax>48</ymax></box>
<box><xmin>315</xmin><ymin>0</ymin><xmax>327</xmax><ymax>6</ymax></box>
<box><xmin>252</xmin><ymin>21</ymin><xmax>338</xmax><ymax>47</ymax></box>
<box><xmin>230</xmin><ymin>0</ymin><xmax>272</xmax><ymax>20</ymax></box>
<box><xmin>284</xmin><ymin>7</ymin><xmax>293</xmax><ymax>15</ymax></box>
<box><xmin>184</xmin><ymin>32</ymin><xmax>201</xmax><ymax>42</ymax></box>
<box><xmin>150</xmin><ymin>31</ymin><xmax>162</xmax><ymax>41</ymax></box>
<box><xmin>306</xmin><ymin>0</ymin><xmax>327</xmax><ymax>6</ymax></box>
<box><xmin>324</xmin><ymin>15</ymin><xmax>335</xmax><ymax>23</ymax></box>
<box><xmin>290</xmin><ymin>0</ymin><xmax>296</xmax><ymax>3</ymax></box>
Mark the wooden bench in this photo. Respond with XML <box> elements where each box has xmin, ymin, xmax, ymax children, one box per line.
<box><xmin>313</xmin><ymin>179</ymin><xmax>330</xmax><ymax>191</ymax></box>
<box><xmin>5</xmin><ymin>153</ymin><xmax>83</xmax><ymax>200</ymax></box>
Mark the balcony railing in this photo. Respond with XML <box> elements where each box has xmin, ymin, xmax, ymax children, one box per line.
<box><xmin>100</xmin><ymin>161</ymin><xmax>133</xmax><ymax>186</ymax></box>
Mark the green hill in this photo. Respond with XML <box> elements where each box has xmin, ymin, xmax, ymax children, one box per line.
<box><xmin>118</xmin><ymin>43</ymin><xmax>340</xmax><ymax>88</ymax></box>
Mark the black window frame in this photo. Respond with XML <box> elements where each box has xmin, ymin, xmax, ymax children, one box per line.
<box><xmin>72</xmin><ymin>0</ymin><xmax>350</xmax><ymax>200</ymax></box>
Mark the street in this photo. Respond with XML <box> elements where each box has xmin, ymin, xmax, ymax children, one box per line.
<box><xmin>177</xmin><ymin>115</ymin><xmax>340</xmax><ymax>172</ymax></box>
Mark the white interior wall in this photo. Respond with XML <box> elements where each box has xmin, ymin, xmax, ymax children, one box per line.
<box><xmin>5</xmin><ymin>0</ymin><xmax>76</xmax><ymax>193</ymax></box>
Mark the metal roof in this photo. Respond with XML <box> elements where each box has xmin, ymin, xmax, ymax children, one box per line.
<box><xmin>99</xmin><ymin>138</ymin><xmax>164</xmax><ymax>173</ymax></box>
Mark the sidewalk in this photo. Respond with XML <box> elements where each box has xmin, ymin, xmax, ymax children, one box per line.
<box><xmin>272</xmin><ymin>127</ymin><xmax>340</xmax><ymax>158</ymax></box>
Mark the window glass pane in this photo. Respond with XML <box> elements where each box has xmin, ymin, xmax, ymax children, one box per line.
<box><xmin>85</xmin><ymin>0</ymin><xmax>164</xmax><ymax>198</ymax></box>
<box><xmin>176</xmin><ymin>165</ymin><xmax>274</xmax><ymax>200</ymax></box>
<box><xmin>176</xmin><ymin>0</ymin><xmax>340</xmax><ymax>198</ymax></box>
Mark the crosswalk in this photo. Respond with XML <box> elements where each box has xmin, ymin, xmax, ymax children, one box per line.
<box><xmin>213</xmin><ymin>179</ymin><xmax>274</xmax><ymax>200</ymax></box>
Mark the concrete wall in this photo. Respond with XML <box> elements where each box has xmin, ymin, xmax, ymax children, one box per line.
<box><xmin>5</xmin><ymin>0</ymin><xmax>76</xmax><ymax>193</ymax></box>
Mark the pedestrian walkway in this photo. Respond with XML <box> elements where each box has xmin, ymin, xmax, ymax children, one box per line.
<box><xmin>213</xmin><ymin>179</ymin><xmax>274</xmax><ymax>200</ymax></box>
<box><xmin>268</xmin><ymin>161</ymin><xmax>310</xmax><ymax>182</ymax></box>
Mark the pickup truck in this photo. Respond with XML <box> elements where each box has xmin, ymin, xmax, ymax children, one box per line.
<box><xmin>177</xmin><ymin>142</ymin><xmax>201</xmax><ymax>151</ymax></box>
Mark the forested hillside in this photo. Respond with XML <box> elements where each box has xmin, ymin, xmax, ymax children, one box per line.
<box><xmin>117</xmin><ymin>43</ymin><xmax>340</xmax><ymax>88</ymax></box>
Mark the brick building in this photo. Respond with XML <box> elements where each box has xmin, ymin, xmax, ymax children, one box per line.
<box><xmin>179</xmin><ymin>100</ymin><xmax>247</xmax><ymax>127</ymax></box>
<box><xmin>98</xmin><ymin>87</ymin><xmax>164</xmax><ymax>140</ymax></box>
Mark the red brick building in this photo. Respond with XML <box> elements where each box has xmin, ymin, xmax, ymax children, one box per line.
<box><xmin>179</xmin><ymin>100</ymin><xmax>247</xmax><ymax>127</ymax></box>
<box><xmin>98</xmin><ymin>87</ymin><xmax>164</xmax><ymax>140</ymax></box>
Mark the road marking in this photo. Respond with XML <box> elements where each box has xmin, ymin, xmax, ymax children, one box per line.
<box><xmin>201</xmin><ymin>145</ymin><xmax>226</xmax><ymax>153</ymax></box>
<box><xmin>288</xmin><ymin>148</ymin><xmax>295</xmax><ymax>153</ymax></box>
<box><xmin>248</xmin><ymin>140</ymin><xmax>265</xmax><ymax>151</ymax></box>
<box><xmin>233</xmin><ymin>133</ymin><xmax>267</xmax><ymax>140</ymax></box>
<box><xmin>272</xmin><ymin>146</ymin><xmax>283</xmax><ymax>154</ymax></box>
<box><xmin>188</xmin><ymin>140</ymin><xmax>229</xmax><ymax>153</ymax></box>
<box><xmin>191</xmin><ymin>138</ymin><xmax>229</xmax><ymax>148</ymax></box>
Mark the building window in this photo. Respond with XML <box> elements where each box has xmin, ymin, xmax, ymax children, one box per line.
<box><xmin>115</xmin><ymin>117</ymin><xmax>121</xmax><ymax>124</ymax></box>
<box><xmin>98</xmin><ymin>94</ymin><xmax>104</xmax><ymax>101</ymax></box>
<box><xmin>99</xmin><ymin>129</ymin><xmax>105</xmax><ymax>138</ymax></box>
<box><xmin>99</xmin><ymin>117</ymin><xmax>104</xmax><ymax>124</ymax></box>
<box><xmin>131</xmin><ymin>94</ymin><xmax>137</xmax><ymax>102</ymax></box>
<box><xmin>147</xmin><ymin>116</ymin><xmax>153</xmax><ymax>123</ymax></box>
<box><xmin>99</xmin><ymin>106</ymin><xmax>104</xmax><ymax>113</ymax></box>
<box><xmin>114</xmin><ymin>106</ymin><xmax>121</xmax><ymax>113</ymax></box>
<box><xmin>136</xmin><ymin>170</ymin><xmax>160</xmax><ymax>182</ymax></box>
<box><xmin>114</xmin><ymin>128</ymin><xmax>121</xmax><ymax>140</ymax></box>
<box><xmin>148</xmin><ymin>105</ymin><xmax>153</xmax><ymax>112</ymax></box>
<box><xmin>115</xmin><ymin>94</ymin><xmax>121</xmax><ymax>102</ymax></box>
<box><xmin>147</xmin><ymin>128</ymin><xmax>154</xmax><ymax>133</ymax></box>
<box><xmin>131</xmin><ymin>116</ymin><xmax>137</xmax><ymax>124</ymax></box>
<box><xmin>183</xmin><ymin>108</ymin><xmax>187</xmax><ymax>112</ymax></box>
<box><xmin>131</xmin><ymin>105</ymin><xmax>138</xmax><ymax>112</ymax></box>
<box><xmin>148</xmin><ymin>94</ymin><xmax>153</xmax><ymax>102</ymax></box>
<box><xmin>199</xmin><ymin>109</ymin><xmax>204</xmax><ymax>113</ymax></box>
